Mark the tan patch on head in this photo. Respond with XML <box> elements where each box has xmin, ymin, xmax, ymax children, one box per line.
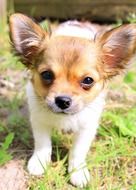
<box><xmin>31</xmin><ymin>70</ymin><xmax>48</xmax><ymax>98</ymax></box>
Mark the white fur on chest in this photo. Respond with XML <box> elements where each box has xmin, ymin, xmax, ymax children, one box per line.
<box><xmin>26</xmin><ymin>82</ymin><xmax>105</xmax><ymax>133</ymax></box>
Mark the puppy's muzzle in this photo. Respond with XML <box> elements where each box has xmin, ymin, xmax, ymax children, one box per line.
<box><xmin>55</xmin><ymin>96</ymin><xmax>72</xmax><ymax>110</ymax></box>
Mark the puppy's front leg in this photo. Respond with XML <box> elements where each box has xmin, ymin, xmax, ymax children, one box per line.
<box><xmin>27</xmin><ymin>124</ymin><xmax>52</xmax><ymax>175</ymax></box>
<box><xmin>68</xmin><ymin>127</ymin><xmax>97</xmax><ymax>187</ymax></box>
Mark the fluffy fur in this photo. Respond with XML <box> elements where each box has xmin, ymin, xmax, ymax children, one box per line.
<box><xmin>9</xmin><ymin>14</ymin><xmax>136</xmax><ymax>188</ymax></box>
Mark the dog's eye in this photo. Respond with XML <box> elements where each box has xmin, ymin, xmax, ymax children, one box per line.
<box><xmin>81</xmin><ymin>77</ymin><xmax>94</xmax><ymax>90</ymax></box>
<box><xmin>40</xmin><ymin>70</ymin><xmax>54</xmax><ymax>85</ymax></box>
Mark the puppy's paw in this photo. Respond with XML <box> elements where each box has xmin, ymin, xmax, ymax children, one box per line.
<box><xmin>70</xmin><ymin>167</ymin><xmax>90</xmax><ymax>188</ymax></box>
<box><xmin>27</xmin><ymin>154</ymin><xmax>50</xmax><ymax>175</ymax></box>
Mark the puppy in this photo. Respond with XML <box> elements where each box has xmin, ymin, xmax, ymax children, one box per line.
<box><xmin>9</xmin><ymin>14</ymin><xmax>136</xmax><ymax>188</ymax></box>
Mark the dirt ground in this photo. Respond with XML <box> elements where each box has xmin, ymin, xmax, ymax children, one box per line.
<box><xmin>0</xmin><ymin>160</ymin><xmax>27</xmax><ymax>190</ymax></box>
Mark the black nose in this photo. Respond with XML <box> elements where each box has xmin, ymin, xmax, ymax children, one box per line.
<box><xmin>55</xmin><ymin>96</ymin><xmax>72</xmax><ymax>110</ymax></box>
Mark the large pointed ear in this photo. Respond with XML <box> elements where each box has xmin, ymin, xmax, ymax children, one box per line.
<box><xmin>98</xmin><ymin>24</ymin><xmax>136</xmax><ymax>78</ymax></box>
<box><xmin>9</xmin><ymin>13</ymin><xmax>50</xmax><ymax>67</ymax></box>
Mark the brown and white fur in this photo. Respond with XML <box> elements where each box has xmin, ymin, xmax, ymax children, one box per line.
<box><xmin>9</xmin><ymin>14</ymin><xmax>136</xmax><ymax>188</ymax></box>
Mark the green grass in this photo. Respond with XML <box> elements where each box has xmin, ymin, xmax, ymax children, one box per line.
<box><xmin>28</xmin><ymin>128</ymin><xmax>136</xmax><ymax>190</ymax></box>
<box><xmin>0</xmin><ymin>131</ymin><xmax>14</xmax><ymax>165</ymax></box>
<box><xmin>100</xmin><ymin>107</ymin><xmax>136</xmax><ymax>137</ymax></box>
<box><xmin>0</xmin><ymin>20</ymin><xmax>136</xmax><ymax>190</ymax></box>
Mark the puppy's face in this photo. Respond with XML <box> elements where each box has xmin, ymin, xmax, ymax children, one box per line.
<box><xmin>10</xmin><ymin>14</ymin><xmax>136</xmax><ymax>114</ymax></box>
<box><xmin>32</xmin><ymin>36</ymin><xmax>104</xmax><ymax>113</ymax></box>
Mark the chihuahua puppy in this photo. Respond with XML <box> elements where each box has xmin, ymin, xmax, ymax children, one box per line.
<box><xmin>9</xmin><ymin>14</ymin><xmax>136</xmax><ymax>187</ymax></box>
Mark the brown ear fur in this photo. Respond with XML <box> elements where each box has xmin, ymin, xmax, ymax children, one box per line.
<box><xmin>98</xmin><ymin>24</ymin><xmax>136</xmax><ymax>78</ymax></box>
<box><xmin>9</xmin><ymin>13</ymin><xmax>49</xmax><ymax>67</ymax></box>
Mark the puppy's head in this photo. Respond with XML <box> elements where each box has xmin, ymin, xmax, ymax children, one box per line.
<box><xmin>9</xmin><ymin>14</ymin><xmax>136</xmax><ymax>114</ymax></box>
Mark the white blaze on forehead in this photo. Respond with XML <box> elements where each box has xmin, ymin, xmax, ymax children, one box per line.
<box><xmin>54</xmin><ymin>21</ymin><xmax>98</xmax><ymax>40</ymax></box>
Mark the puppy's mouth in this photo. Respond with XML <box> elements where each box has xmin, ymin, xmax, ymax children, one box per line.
<box><xmin>51</xmin><ymin>109</ymin><xmax>76</xmax><ymax>115</ymax></box>
<box><xmin>47</xmin><ymin>103</ymin><xmax>79</xmax><ymax>115</ymax></box>
<box><xmin>46</xmin><ymin>96</ymin><xmax>81</xmax><ymax>115</ymax></box>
